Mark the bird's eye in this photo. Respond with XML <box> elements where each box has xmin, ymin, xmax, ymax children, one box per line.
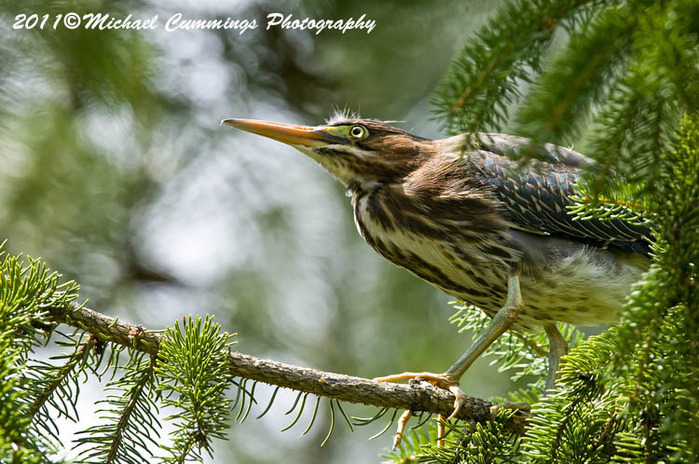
<box><xmin>348</xmin><ymin>125</ymin><xmax>368</xmax><ymax>141</ymax></box>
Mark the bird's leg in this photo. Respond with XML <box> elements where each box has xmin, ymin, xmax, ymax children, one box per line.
<box><xmin>375</xmin><ymin>274</ymin><xmax>525</xmax><ymax>430</ymax></box>
<box><xmin>443</xmin><ymin>273</ymin><xmax>524</xmax><ymax>381</ymax></box>
<box><xmin>544</xmin><ymin>323</ymin><xmax>568</xmax><ymax>391</ymax></box>
<box><xmin>437</xmin><ymin>414</ymin><xmax>447</xmax><ymax>447</ymax></box>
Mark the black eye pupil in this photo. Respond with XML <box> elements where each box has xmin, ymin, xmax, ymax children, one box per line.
<box><xmin>352</xmin><ymin>127</ymin><xmax>363</xmax><ymax>137</ymax></box>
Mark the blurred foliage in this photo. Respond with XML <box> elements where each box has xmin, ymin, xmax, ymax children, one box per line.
<box><xmin>8</xmin><ymin>0</ymin><xmax>692</xmax><ymax>462</ymax></box>
<box><xmin>0</xmin><ymin>0</ymin><xmax>509</xmax><ymax>462</ymax></box>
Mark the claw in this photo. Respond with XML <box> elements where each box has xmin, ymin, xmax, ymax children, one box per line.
<box><xmin>446</xmin><ymin>383</ymin><xmax>467</xmax><ymax>420</ymax></box>
<box><xmin>392</xmin><ymin>410</ymin><xmax>412</xmax><ymax>449</ymax></box>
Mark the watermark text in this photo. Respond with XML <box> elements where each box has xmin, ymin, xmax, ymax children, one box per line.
<box><xmin>11</xmin><ymin>12</ymin><xmax>377</xmax><ymax>35</ymax></box>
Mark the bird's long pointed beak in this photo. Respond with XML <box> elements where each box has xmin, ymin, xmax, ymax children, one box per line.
<box><xmin>221</xmin><ymin>118</ymin><xmax>339</xmax><ymax>147</ymax></box>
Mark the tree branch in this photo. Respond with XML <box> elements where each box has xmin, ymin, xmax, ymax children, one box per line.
<box><xmin>47</xmin><ymin>302</ymin><xmax>526</xmax><ymax>435</ymax></box>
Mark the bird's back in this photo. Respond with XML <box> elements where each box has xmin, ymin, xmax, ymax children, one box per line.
<box><xmin>440</xmin><ymin>133</ymin><xmax>652</xmax><ymax>256</ymax></box>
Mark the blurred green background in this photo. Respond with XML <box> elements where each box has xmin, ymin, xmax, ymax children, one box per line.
<box><xmin>0</xmin><ymin>0</ymin><xmax>512</xmax><ymax>462</ymax></box>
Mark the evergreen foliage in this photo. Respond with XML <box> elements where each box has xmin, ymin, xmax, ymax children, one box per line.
<box><xmin>0</xmin><ymin>245</ymin><xmax>240</xmax><ymax>463</ymax></box>
<box><xmin>74</xmin><ymin>352</ymin><xmax>160</xmax><ymax>464</ymax></box>
<box><xmin>1</xmin><ymin>0</ymin><xmax>696</xmax><ymax>462</ymax></box>
<box><xmin>157</xmin><ymin>316</ymin><xmax>236</xmax><ymax>463</ymax></box>
<box><xmin>393</xmin><ymin>0</ymin><xmax>697</xmax><ymax>459</ymax></box>
<box><xmin>0</xmin><ymin>244</ymin><xmax>80</xmax><ymax>463</ymax></box>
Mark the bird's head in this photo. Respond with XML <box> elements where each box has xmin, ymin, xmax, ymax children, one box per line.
<box><xmin>222</xmin><ymin>116</ymin><xmax>435</xmax><ymax>190</ymax></box>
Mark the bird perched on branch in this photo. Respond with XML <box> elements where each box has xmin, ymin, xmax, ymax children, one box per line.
<box><xmin>222</xmin><ymin>114</ymin><xmax>650</xmax><ymax>420</ymax></box>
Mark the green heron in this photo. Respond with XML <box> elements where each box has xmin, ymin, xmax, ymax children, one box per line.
<box><xmin>222</xmin><ymin>115</ymin><xmax>650</xmax><ymax>417</ymax></box>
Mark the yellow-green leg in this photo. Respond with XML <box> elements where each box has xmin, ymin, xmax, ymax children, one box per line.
<box><xmin>544</xmin><ymin>323</ymin><xmax>568</xmax><ymax>390</ymax></box>
<box><xmin>444</xmin><ymin>273</ymin><xmax>524</xmax><ymax>381</ymax></box>
<box><xmin>375</xmin><ymin>274</ymin><xmax>525</xmax><ymax>420</ymax></box>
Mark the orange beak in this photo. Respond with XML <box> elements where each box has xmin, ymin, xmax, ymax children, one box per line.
<box><xmin>221</xmin><ymin>118</ymin><xmax>340</xmax><ymax>147</ymax></box>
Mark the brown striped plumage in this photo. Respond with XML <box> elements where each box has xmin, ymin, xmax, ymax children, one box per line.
<box><xmin>222</xmin><ymin>116</ymin><xmax>651</xmax><ymax>411</ymax></box>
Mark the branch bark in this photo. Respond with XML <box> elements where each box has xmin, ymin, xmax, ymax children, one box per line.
<box><xmin>47</xmin><ymin>302</ymin><xmax>526</xmax><ymax>435</ymax></box>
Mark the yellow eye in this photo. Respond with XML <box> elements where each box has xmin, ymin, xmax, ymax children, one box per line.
<box><xmin>348</xmin><ymin>125</ymin><xmax>368</xmax><ymax>141</ymax></box>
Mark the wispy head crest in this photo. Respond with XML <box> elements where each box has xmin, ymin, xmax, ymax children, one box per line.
<box><xmin>325</xmin><ymin>108</ymin><xmax>407</xmax><ymax>129</ymax></box>
<box><xmin>326</xmin><ymin>107</ymin><xmax>361</xmax><ymax>125</ymax></box>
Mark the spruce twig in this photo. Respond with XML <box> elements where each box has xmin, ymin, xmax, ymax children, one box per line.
<box><xmin>46</xmin><ymin>302</ymin><xmax>526</xmax><ymax>434</ymax></box>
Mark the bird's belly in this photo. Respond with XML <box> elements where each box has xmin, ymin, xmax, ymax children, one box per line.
<box><xmin>355</xmin><ymin>200</ymin><xmax>646</xmax><ymax>331</ymax></box>
<box><xmin>515</xmin><ymin>248</ymin><xmax>647</xmax><ymax>329</ymax></box>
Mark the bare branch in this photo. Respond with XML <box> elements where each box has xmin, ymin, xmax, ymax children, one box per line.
<box><xmin>47</xmin><ymin>302</ymin><xmax>526</xmax><ymax>434</ymax></box>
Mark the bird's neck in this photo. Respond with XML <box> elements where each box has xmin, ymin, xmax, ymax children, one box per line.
<box><xmin>346</xmin><ymin>178</ymin><xmax>385</xmax><ymax>197</ymax></box>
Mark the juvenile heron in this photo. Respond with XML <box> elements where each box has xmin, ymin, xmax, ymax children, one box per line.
<box><xmin>222</xmin><ymin>115</ymin><xmax>650</xmax><ymax>418</ymax></box>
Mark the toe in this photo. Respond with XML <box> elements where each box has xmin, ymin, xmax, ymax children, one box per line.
<box><xmin>446</xmin><ymin>384</ymin><xmax>467</xmax><ymax>420</ymax></box>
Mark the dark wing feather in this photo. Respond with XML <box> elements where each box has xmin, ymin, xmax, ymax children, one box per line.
<box><xmin>468</xmin><ymin>134</ymin><xmax>652</xmax><ymax>256</ymax></box>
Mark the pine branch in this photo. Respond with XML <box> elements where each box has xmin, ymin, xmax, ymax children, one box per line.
<box><xmin>73</xmin><ymin>352</ymin><xmax>160</xmax><ymax>464</ymax></box>
<box><xmin>515</xmin><ymin>6</ymin><xmax>635</xmax><ymax>143</ymax></box>
<box><xmin>28</xmin><ymin>335</ymin><xmax>96</xmax><ymax>418</ymax></box>
<box><xmin>432</xmin><ymin>0</ymin><xmax>605</xmax><ymax>135</ymax></box>
<box><xmin>158</xmin><ymin>316</ymin><xmax>234</xmax><ymax>462</ymax></box>
<box><xmin>45</xmin><ymin>302</ymin><xmax>526</xmax><ymax>434</ymax></box>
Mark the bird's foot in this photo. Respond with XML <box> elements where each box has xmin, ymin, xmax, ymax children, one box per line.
<box><xmin>374</xmin><ymin>372</ymin><xmax>467</xmax><ymax>419</ymax></box>
<box><xmin>374</xmin><ymin>372</ymin><xmax>467</xmax><ymax>447</ymax></box>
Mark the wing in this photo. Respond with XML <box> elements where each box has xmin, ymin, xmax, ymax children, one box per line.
<box><xmin>468</xmin><ymin>135</ymin><xmax>652</xmax><ymax>256</ymax></box>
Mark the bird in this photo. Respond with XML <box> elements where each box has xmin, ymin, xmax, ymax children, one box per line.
<box><xmin>221</xmin><ymin>114</ymin><xmax>651</xmax><ymax>419</ymax></box>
